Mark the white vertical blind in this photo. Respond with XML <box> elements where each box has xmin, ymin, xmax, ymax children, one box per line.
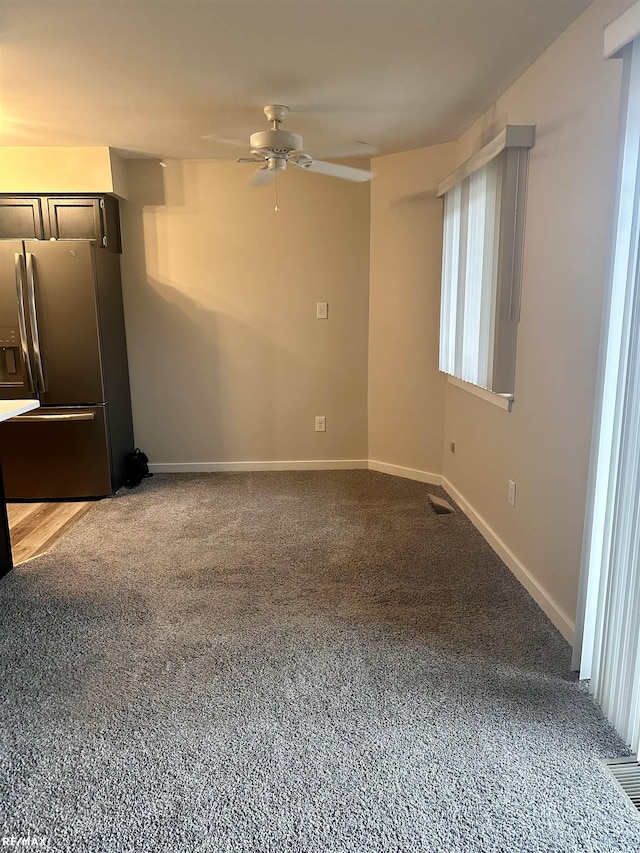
<box><xmin>439</xmin><ymin>184</ymin><xmax>462</xmax><ymax>376</ymax></box>
<box><xmin>438</xmin><ymin>126</ymin><xmax>532</xmax><ymax>396</ymax></box>
<box><xmin>578</xmin><ymin>34</ymin><xmax>640</xmax><ymax>755</ymax></box>
<box><xmin>439</xmin><ymin>155</ymin><xmax>503</xmax><ymax>389</ymax></box>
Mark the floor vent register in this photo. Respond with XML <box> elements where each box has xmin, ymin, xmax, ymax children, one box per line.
<box><xmin>602</xmin><ymin>757</ymin><xmax>640</xmax><ymax>813</ymax></box>
<box><xmin>428</xmin><ymin>494</ymin><xmax>454</xmax><ymax>515</ymax></box>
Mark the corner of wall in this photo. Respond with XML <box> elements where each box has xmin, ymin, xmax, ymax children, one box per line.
<box><xmin>367</xmin><ymin>142</ymin><xmax>456</xmax><ymax>480</ymax></box>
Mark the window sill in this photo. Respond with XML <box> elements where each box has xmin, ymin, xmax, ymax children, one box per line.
<box><xmin>447</xmin><ymin>376</ymin><xmax>513</xmax><ymax>411</ymax></box>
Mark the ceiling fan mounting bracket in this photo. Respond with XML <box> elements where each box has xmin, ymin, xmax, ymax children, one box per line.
<box><xmin>263</xmin><ymin>104</ymin><xmax>289</xmax><ymax>125</ymax></box>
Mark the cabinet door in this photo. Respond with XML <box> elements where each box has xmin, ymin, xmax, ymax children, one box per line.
<box><xmin>47</xmin><ymin>197</ymin><xmax>102</xmax><ymax>241</ymax></box>
<box><xmin>46</xmin><ymin>196</ymin><xmax>121</xmax><ymax>252</ymax></box>
<box><xmin>0</xmin><ymin>198</ymin><xmax>45</xmax><ymax>239</ymax></box>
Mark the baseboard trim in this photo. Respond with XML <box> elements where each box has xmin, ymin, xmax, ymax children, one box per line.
<box><xmin>148</xmin><ymin>459</ymin><xmax>369</xmax><ymax>474</ymax></box>
<box><xmin>368</xmin><ymin>460</ymin><xmax>443</xmax><ymax>486</ymax></box>
<box><xmin>442</xmin><ymin>477</ymin><xmax>575</xmax><ymax>643</ymax></box>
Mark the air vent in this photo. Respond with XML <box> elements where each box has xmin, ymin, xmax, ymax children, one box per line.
<box><xmin>602</xmin><ymin>757</ymin><xmax>640</xmax><ymax>812</ymax></box>
<box><xmin>428</xmin><ymin>493</ymin><xmax>454</xmax><ymax>515</ymax></box>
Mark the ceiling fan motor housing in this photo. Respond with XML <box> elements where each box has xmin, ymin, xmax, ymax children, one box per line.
<box><xmin>250</xmin><ymin>129</ymin><xmax>303</xmax><ymax>157</ymax></box>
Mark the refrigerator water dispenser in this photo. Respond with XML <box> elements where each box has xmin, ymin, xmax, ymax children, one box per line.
<box><xmin>0</xmin><ymin>326</ymin><xmax>21</xmax><ymax>382</ymax></box>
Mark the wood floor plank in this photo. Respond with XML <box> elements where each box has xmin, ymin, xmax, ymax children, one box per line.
<box><xmin>34</xmin><ymin>504</ymin><xmax>94</xmax><ymax>561</ymax></box>
<box><xmin>6</xmin><ymin>502</ymin><xmax>44</xmax><ymax>527</ymax></box>
<box><xmin>9</xmin><ymin>502</ymin><xmax>93</xmax><ymax>565</ymax></box>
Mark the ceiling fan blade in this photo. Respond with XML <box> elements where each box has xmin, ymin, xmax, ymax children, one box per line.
<box><xmin>249</xmin><ymin>166</ymin><xmax>276</xmax><ymax>187</ymax></box>
<box><xmin>294</xmin><ymin>160</ymin><xmax>374</xmax><ymax>182</ymax></box>
<box><xmin>201</xmin><ymin>134</ymin><xmax>247</xmax><ymax>146</ymax></box>
<box><xmin>310</xmin><ymin>141</ymin><xmax>379</xmax><ymax>159</ymax></box>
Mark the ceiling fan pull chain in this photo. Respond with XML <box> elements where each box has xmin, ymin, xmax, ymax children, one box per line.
<box><xmin>275</xmin><ymin>168</ymin><xmax>280</xmax><ymax>213</ymax></box>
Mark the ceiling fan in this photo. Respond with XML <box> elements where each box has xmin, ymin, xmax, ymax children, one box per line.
<box><xmin>230</xmin><ymin>104</ymin><xmax>375</xmax><ymax>187</ymax></box>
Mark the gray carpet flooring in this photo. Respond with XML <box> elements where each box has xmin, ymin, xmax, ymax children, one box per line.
<box><xmin>1</xmin><ymin>471</ymin><xmax>639</xmax><ymax>852</ymax></box>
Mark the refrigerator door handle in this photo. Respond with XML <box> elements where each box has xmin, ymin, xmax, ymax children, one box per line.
<box><xmin>14</xmin><ymin>253</ymin><xmax>36</xmax><ymax>393</ymax></box>
<box><xmin>25</xmin><ymin>253</ymin><xmax>47</xmax><ymax>393</ymax></box>
<box><xmin>11</xmin><ymin>412</ymin><xmax>96</xmax><ymax>423</ymax></box>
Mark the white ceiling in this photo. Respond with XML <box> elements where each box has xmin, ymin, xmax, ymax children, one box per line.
<box><xmin>0</xmin><ymin>0</ymin><xmax>593</xmax><ymax>162</ymax></box>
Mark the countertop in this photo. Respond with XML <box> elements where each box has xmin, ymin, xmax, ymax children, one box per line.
<box><xmin>0</xmin><ymin>400</ymin><xmax>39</xmax><ymax>423</ymax></box>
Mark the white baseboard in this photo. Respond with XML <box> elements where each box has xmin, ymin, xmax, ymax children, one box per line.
<box><xmin>148</xmin><ymin>459</ymin><xmax>369</xmax><ymax>474</ymax></box>
<box><xmin>442</xmin><ymin>477</ymin><xmax>575</xmax><ymax>643</ymax></box>
<box><xmin>368</xmin><ymin>460</ymin><xmax>443</xmax><ymax>486</ymax></box>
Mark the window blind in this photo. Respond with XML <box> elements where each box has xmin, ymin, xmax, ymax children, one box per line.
<box><xmin>438</xmin><ymin>127</ymin><xmax>533</xmax><ymax>396</ymax></box>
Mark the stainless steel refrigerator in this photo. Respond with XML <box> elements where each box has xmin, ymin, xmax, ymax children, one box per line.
<box><xmin>0</xmin><ymin>239</ymin><xmax>134</xmax><ymax>499</ymax></box>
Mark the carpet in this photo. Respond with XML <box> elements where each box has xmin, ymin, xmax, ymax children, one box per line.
<box><xmin>1</xmin><ymin>471</ymin><xmax>638</xmax><ymax>852</ymax></box>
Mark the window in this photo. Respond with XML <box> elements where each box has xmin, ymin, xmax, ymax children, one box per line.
<box><xmin>437</xmin><ymin>126</ymin><xmax>534</xmax><ymax>398</ymax></box>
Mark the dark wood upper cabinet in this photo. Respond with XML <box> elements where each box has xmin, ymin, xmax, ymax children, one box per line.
<box><xmin>0</xmin><ymin>195</ymin><xmax>121</xmax><ymax>253</ymax></box>
<box><xmin>0</xmin><ymin>198</ymin><xmax>45</xmax><ymax>240</ymax></box>
<box><xmin>46</xmin><ymin>196</ymin><xmax>121</xmax><ymax>252</ymax></box>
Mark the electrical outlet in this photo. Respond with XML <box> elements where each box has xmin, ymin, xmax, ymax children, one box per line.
<box><xmin>316</xmin><ymin>302</ymin><xmax>328</xmax><ymax>319</ymax></box>
<box><xmin>508</xmin><ymin>479</ymin><xmax>516</xmax><ymax>507</ymax></box>
<box><xmin>315</xmin><ymin>416</ymin><xmax>326</xmax><ymax>432</ymax></box>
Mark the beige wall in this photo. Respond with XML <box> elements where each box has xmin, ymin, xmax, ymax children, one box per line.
<box><xmin>119</xmin><ymin>159</ymin><xmax>370</xmax><ymax>466</ymax></box>
<box><xmin>368</xmin><ymin>143</ymin><xmax>456</xmax><ymax>478</ymax></box>
<box><xmin>0</xmin><ymin>147</ymin><xmax>127</xmax><ymax>197</ymax></box>
<box><xmin>440</xmin><ymin>0</ymin><xmax>633</xmax><ymax>633</ymax></box>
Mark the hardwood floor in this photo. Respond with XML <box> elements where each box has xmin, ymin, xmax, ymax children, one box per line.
<box><xmin>7</xmin><ymin>502</ymin><xmax>93</xmax><ymax>565</ymax></box>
